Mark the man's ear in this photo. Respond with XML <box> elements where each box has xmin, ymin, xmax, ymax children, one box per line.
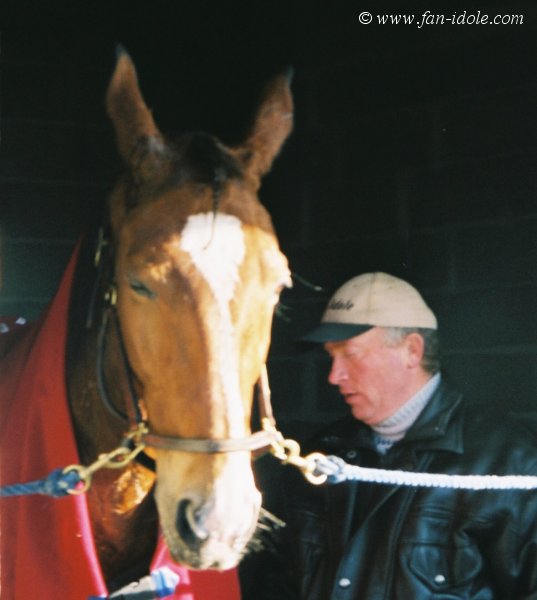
<box><xmin>405</xmin><ymin>332</ymin><xmax>425</xmax><ymax>368</ymax></box>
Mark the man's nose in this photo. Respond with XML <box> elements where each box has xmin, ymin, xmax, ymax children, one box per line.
<box><xmin>328</xmin><ymin>357</ymin><xmax>347</xmax><ymax>385</ymax></box>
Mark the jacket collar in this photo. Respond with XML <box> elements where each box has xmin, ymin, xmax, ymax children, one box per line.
<box><xmin>400</xmin><ymin>378</ymin><xmax>464</xmax><ymax>454</ymax></box>
<box><xmin>319</xmin><ymin>377</ymin><xmax>464</xmax><ymax>455</ymax></box>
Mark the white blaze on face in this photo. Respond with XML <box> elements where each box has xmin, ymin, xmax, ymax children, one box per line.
<box><xmin>179</xmin><ymin>212</ymin><xmax>246</xmax><ymax>437</ymax></box>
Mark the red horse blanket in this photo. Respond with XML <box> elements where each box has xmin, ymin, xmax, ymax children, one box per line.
<box><xmin>0</xmin><ymin>246</ymin><xmax>240</xmax><ymax>599</ymax></box>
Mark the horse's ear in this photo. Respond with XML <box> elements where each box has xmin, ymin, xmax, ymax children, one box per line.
<box><xmin>106</xmin><ymin>46</ymin><xmax>167</xmax><ymax>174</ymax></box>
<box><xmin>241</xmin><ymin>69</ymin><xmax>294</xmax><ymax>181</ymax></box>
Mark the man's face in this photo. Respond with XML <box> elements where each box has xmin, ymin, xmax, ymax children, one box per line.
<box><xmin>325</xmin><ymin>327</ymin><xmax>416</xmax><ymax>425</ymax></box>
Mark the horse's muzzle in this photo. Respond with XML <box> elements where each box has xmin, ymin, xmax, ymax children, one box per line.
<box><xmin>168</xmin><ymin>493</ymin><xmax>261</xmax><ymax>569</ymax></box>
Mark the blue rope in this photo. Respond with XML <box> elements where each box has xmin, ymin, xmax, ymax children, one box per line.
<box><xmin>0</xmin><ymin>468</ymin><xmax>82</xmax><ymax>498</ymax></box>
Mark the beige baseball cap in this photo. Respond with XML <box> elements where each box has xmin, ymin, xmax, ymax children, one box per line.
<box><xmin>303</xmin><ymin>272</ymin><xmax>437</xmax><ymax>342</ymax></box>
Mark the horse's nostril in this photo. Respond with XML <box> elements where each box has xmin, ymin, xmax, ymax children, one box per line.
<box><xmin>176</xmin><ymin>500</ymin><xmax>209</xmax><ymax>549</ymax></box>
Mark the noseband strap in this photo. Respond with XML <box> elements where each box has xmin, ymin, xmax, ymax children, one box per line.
<box><xmin>143</xmin><ymin>429</ymin><xmax>276</xmax><ymax>453</ymax></box>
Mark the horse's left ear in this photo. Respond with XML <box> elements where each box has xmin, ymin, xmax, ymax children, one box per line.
<box><xmin>106</xmin><ymin>46</ymin><xmax>168</xmax><ymax>177</ymax></box>
<box><xmin>241</xmin><ymin>69</ymin><xmax>294</xmax><ymax>181</ymax></box>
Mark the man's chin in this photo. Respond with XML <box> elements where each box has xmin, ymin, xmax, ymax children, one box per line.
<box><xmin>345</xmin><ymin>399</ymin><xmax>374</xmax><ymax>424</ymax></box>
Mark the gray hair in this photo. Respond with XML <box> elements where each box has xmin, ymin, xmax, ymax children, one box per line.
<box><xmin>381</xmin><ymin>327</ymin><xmax>441</xmax><ymax>375</ymax></box>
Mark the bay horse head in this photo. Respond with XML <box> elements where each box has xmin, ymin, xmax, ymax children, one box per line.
<box><xmin>99</xmin><ymin>49</ymin><xmax>293</xmax><ymax>570</ymax></box>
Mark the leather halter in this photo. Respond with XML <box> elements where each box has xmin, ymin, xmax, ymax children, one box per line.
<box><xmin>95</xmin><ymin>277</ymin><xmax>278</xmax><ymax>455</ymax></box>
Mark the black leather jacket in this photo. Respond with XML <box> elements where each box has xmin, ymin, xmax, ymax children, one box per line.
<box><xmin>283</xmin><ymin>379</ymin><xmax>537</xmax><ymax>599</ymax></box>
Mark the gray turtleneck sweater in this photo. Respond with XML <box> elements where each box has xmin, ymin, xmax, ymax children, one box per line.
<box><xmin>371</xmin><ymin>372</ymin><xmax>441</xmax><ymax>454</ymax></box>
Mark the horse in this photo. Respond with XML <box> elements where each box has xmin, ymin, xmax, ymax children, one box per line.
<box><xmin>0</xmin><ymin>48</ymin><xmax>293</xmax><ymax>597</ymax></box>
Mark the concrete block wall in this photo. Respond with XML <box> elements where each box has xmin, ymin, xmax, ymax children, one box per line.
<box><xmin>261</xmin><ymin>7</ymin><xmax>537</xmax><ymax>440</ymax></box>
<box><xmin>0</xmin><ymin>41</ymin><xmax>119</xmax><ymax>317</ymax></box>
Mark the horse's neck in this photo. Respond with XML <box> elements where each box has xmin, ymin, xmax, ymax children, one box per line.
<box><xmin>66</xmin><ymin>248</ymin><xmax>158</xmax><ymax>584</ymax></box>
<box><xmin>86</xmin><ymin>464</ymin><xmax>158</xmax><ymax>584</ymax></box>
<box><xmin>67</xmin><ymin>322</ymin><xmax>125</xmax><ymax>461</ymax></box>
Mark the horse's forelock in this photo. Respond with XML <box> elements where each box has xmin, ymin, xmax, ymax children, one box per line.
<box><xmin>122</xmin><ymin>132</ymin><xmax>243</xmax><ymax>211</ymax></box>
<box><xmin>173</xmin><ymin>133</ymin><xmax>243</xmax><ymax>186</ymax></box>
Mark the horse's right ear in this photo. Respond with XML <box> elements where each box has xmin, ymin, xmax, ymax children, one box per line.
<box><xmin>241</xmin><ymin>69</ymin><xmax>294</xmax><ymax>184</ymax></box>
<box><xmin>106</xmin><ymin>46</ymin><xmax>167</xmax><ymax>175</ymax></box>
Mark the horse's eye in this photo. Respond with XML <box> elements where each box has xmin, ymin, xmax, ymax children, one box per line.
<box><xmin>129</xmin><ymin>280</ymin><xmax>156</xmax><ymax>299</ymax></box>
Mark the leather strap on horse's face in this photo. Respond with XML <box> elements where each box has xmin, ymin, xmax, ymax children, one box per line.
<box><xmin>142</xmin><ymin>428</ymin><xmax>276</xmax><ymax>453</ymax></box>
<box><xmin>96</xmin><ymin>295</ymin><xmax>278</xmax><ymax>454</ymax></box>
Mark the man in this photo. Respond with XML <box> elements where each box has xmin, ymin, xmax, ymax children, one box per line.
<box><xmin>282</xmin><ymin>272</ymin><xmax>537</xmax><ymax>599</ymax></box>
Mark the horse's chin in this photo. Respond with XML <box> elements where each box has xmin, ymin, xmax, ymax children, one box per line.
<box><xmin>164</xmin><ymin>532</ymin><xmax>248</xmax><ymax>571</ymax></box>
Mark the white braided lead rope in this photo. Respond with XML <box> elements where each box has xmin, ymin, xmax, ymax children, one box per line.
<box><xmin>313</xmin><ymin>455</ymin><xmax>537</xmax><ymax>490</ymax></box>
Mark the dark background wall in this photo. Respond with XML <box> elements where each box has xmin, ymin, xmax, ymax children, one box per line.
<box><xmin>2</xmin><ymin>0</ymin><xmax>537</xmax><ymax>534</ymax></box>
